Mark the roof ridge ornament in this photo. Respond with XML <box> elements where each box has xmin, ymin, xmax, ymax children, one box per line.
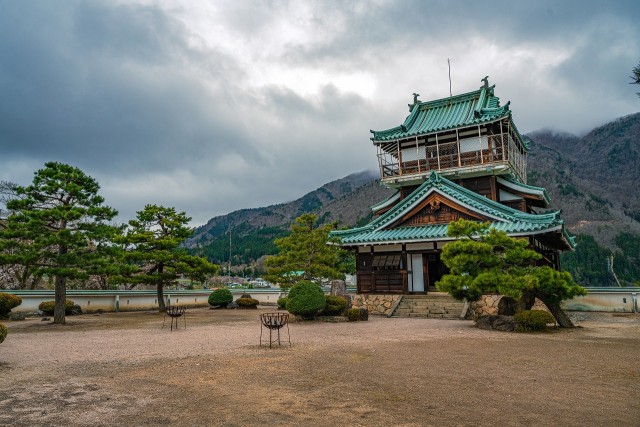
<box><xmin>428</xmin><ymin>170</ymin><xmax>441</xmax><ymax>183</ymax></box>
<box><xmin>408</xmin><ymin>92</ymin><xmax>420</xmax><ymax>112</ymax></box>
<box><xmin>481</xmin><ymin>76</ymin><xmax>489</xmax><ymax>88</ymax></box>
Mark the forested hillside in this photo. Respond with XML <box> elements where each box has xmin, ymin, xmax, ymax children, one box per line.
<box><xmin>189</xmin><ymin>114</ymin><xmax>640</xmax><ymax>285</ymax></box>
<box><xmin>185</xmin><ymin>171</ymin><xmax>392</xmax><ymax>272</ymax></box>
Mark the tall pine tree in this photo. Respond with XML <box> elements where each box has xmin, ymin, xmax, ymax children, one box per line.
<box><xmin>0</xmin><ymin>162</ymin><xmax>118</xmax><ymax>324</ymax></box>
<box><xmin>115</xmin><ymin>205</ymin><xmax>218</xmax><ymax>311</ymax></box>
<box><xmin>264</xmin><ymin>213</ymin><xmax>347</xmax><ymax>289</ymax></box>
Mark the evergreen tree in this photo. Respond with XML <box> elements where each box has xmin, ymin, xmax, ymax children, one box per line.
<box><xmin>437</xmin><ymin>219</ymin><xmax>586</xmax><ymax>327</ymax></box>
<box><xmin>0</xmin><ymin>162</ymin><xmax>118</xmax><ymax>324</ymax></box>
<box><xmin>632</xmin><ymin>61</ymin><xmax>640</xmax><ymax>97</ymax></box>
<box><xmin>264</xmin><ymin>214</ymin><xmax>346</xmax><ymax>289</ymax></box>
<box><xmin>115</xmin><ymin>205</ymin><xmax>218</xmax><ymax>311</ymax></box>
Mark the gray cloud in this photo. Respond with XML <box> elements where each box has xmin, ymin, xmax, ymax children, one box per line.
<box><xmin>1</xmin><ymin>0</ymin><xmax>638</xmax><ymax>225</ymax></box>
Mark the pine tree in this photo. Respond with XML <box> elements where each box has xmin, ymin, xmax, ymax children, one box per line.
<box><xmin>115</xmin><ymin>205</ymin><xmax>218</xmax><ymax>311</ymax></box>
<box><xmin>264</xmin><ymin>214</ymin><xmax>346</xmax><ymax>289</ymax></box>
<box><xmin>0</xmin><ymin>162</ymin><xmax>118</xmax><ymax>324</ymax></box>
<box><xmin>437</xmin><ymin>219</ymin><xmax>586</xmax><ymax>327</ymax></box>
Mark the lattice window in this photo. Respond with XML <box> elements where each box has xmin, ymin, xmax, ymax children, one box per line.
<box><xmin>372</xmin><ymin>255</ymin><xmax>402</xmax><ymax>270</ymax></box>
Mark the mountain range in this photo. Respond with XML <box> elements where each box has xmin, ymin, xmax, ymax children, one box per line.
<box><xmin>187</xmin><ymin>113</ymin><xmax>640</xmax><ymax>286</ymax></box>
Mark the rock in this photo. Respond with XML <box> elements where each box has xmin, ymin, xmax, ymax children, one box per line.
<box><xmin>475</xmin><ymin>315</ymin><xmax>515</xmax><ymax>332</ymax></box>
<box><xmin>10</xmin><ymin>312</ymin><xmax>26</xmax><ymax>321</ymax></box>
<box><xmin>227</xmin><ymin>301</ymin><xmax>239</xmax><ymax>309</ymax></box>
<box><xmin>70</xmin><ymin>304</ymin><xmax>83</xmax><ymax>316</ymax></box>
<box><xmin>476</xmin><ymin>316</ymin><xmax>493</xmax><ymax>330</ymax></box>
<box><xmin>330</xmin><ymin>280</ymin><xmax>347</xmax><ymax>296</ymax></box>
<box><xmin>493</xmin><ymin>315</ymin><xmax>515</xmax><ymax>332</ymax></box>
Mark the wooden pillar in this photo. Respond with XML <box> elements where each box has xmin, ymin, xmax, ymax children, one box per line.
<box><xmin>478</xmin><ymin>125</ymin><xmax>483</xmax><ymax>164</ymax></box>
<box><xmin>397</xmin><ymin>140</ymin><xmax>402</xmax><ymax>176</ymax></box>
<box><xmin>436</xmin><ymin>133</ymin><xmax>441</xmax><ymax>170</ymax></box>
<box><xmin>415</xmin><ymin>136</ymin><xmax>420</xmax><ymax>173</ymax></box>
<box><xmin>456</xmin><ymin>129</ymin><xmax>461</xmax><ymax>167</ymax></box>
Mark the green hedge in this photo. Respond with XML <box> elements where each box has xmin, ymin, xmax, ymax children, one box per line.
<box><xmin>277</xmin><ymin>297</ymin><xmax>288</xmax><ymax>310</ymax></box>
<box><xmin>286</xmin><ymin>281</ymin><xmax>325</xmax><ymax>320</ymax></box>
<box><xmin>208</xmin><ymin>288</ymin><xmax>233</xmax><ymax>308</ymax></box>
<box><xmin>38</xmin><ymin>300</ymin><xmax>75</xmax><ymax>316</ymax></box>
<box><xmin>0</xmin><ymin>323</ymin><xmax>7</xmax><ymax>344</ymax></box>
<box><xmin>346</xmin><ymin>307</ymin><xmax>369</xmax><ymax>321</ymax></box>
<box><xmin>323</xmin><ymin>295</ymin><xmax>348</xmax><ymax>316</ymax></box>
<box><xmin>0</xmin><ymin>293</ymin><xmax>22</xmax><ymax>317</ymax></box>
<box><xmin>236</xmin><ymin>297</ymin><xmax>259</xmax><ymax>309</ymax></box>
<box><xmin>514</xmin><ymin>310</ymin><xmax>556</xmax><ymax>332</ymax></box>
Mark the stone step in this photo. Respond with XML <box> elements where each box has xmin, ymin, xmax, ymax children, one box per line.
<box><xmin>398</xmin><ymin>303</ymin><xmax>465</xmax><ymax>308</ymax></box>
<box><xmin>392</xmin><ymin>295</ymin><xmax>466</xmax><ymax>318</ymax></box>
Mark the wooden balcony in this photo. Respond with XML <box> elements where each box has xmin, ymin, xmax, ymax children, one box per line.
<box><xmin>377</xmin><ymin>133</ymin><xmax>527</xmax><ymax>185</ymax></box>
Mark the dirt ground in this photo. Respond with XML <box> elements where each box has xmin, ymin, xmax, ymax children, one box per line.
<box><xmin>1</xmin><ymin>308</ymin><xmax>639</xmax><ymax>427</ymax></box>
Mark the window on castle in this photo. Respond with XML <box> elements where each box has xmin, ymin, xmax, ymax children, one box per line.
<box><xmin>372</xmin><ymin>255</ymin><xmax>402</xmax><ymax>269</ymax></box>
<box><xmin>459</xmin><ymin>136</ymin><xmax>488</xmax><ymax>153</ymax></box>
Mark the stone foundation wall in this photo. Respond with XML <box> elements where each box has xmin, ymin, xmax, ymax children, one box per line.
<box><xmin>352</xmin><ymin>294</ymin><xmax>401</xmax><ymax>316</ymax></box>
<box><xmin>471</xmin><ymin>294</ymin><xmax>551</xmax><ymax>317</ymax></box>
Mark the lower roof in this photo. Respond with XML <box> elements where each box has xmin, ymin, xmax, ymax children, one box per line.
<box><xmin>331</xmin><ymin>171</ymin><xmax>575</xmax><ymax>250</ymax></box>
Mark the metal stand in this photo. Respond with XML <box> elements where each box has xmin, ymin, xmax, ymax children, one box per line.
<box><xmin>260</xmin><ymin>312</ymin><xmax>290</xmax><ymax>348</ymax></box>
<box><xmin>162</xmin><ymin>305</ymin><xmax>186</xmax><ymax>331</ymax></box>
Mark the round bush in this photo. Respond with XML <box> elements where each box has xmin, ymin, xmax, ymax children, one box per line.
<box><xmin>514</xmin><ymin>310</ymin><xmax>556</xmax><ymax>332</ymax></box>
<box><xmin>38</xmin><ymin>300</ymin><xmax>76</xmax><ymax>316</ymax></box>
<box><xmin>323</xmin><ymin>295</ymin><xmax>348</xmax><ymax>316</ymax></box>
<box><xmin>277</xmin><ymin>297</ymin><xmax>288</xmax><ymax>310</ymax></box>
<box><xmin>0</xmin><ymin>293</ymin><xmax>22</xmax><ymax>317</ymax></box>
<box><xmin>346</xmin><ymin>307</ymin><xmax>361</xmax><ymax>321</ymax></box>
<box><xmin>286</xmin><ymin>281</ymin><xmax>325</xmax><ymax>320</ymax></box>
<box><xmin>208</xmin><ymin>288</ymin><xmax>233</xmax><ymax>308</ymax></box>
<box><xmin>236</xmin><ymin>297</ymin><xmax>259</xmax><ymax>309</ymax></box>
<box><xmin>0</xmin><ymin>323</ymin><xmax>7</xmax><ymax>344</ymax></box>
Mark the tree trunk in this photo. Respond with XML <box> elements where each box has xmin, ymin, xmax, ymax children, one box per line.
<box><xmin>549</xmin><ymin>304</ymin><xmax>575</xmax><ymax>328</ymax></box>
<box><xmin>53</xmin><ymin>275</ymin><xmax>66</xmax><ymax>325</ymax></box>
<box><xmin>515</xmin><ymin>292</ymin><xmax>536</xmax><ymax>313</ymax></box>
<box><xmin>156</xmin><ymin>264</ymin><xmax>165</xmax><ymax>312</ymax></box>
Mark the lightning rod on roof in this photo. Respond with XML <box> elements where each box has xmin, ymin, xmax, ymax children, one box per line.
<box><xmin>447</xmin><ymin>58</ymin><xmax>452</xmax><ymax>97</ymax></box>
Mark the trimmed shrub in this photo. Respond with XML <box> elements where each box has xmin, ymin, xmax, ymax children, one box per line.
<box><xmin>236</xmin><ymin>297</ymin><xmax>259</xmax><ymax>309</ymax></box>
<box><xmin>0</xmin><ymin>293</ymin><xmax>22</xmax><ymax>317</ymax></box>
<box><xmin>323</xmin><ymin>295</ymin><xmax>348</xmax><ymax>316</ymax></box>
<box><xmin>277</xmin><ymin>297</ymin><xmax>288</xmax><ymax>310</ymax></box>
<box><xmin>286</xmin><ymin>280</ymin><xmax>325</xmax><ymax>320</ymax></box>
<box><xmin>240</xmin><ymin>292</ymin><xmax>252</xmax><ymax>299</ymax></box>
<box><xmin>514</xmin><ymin>310</ymin><xmax>556</xmax><ymax>332</ymax></box>
<box><xmin>359</xmin><ymin>307</ymin><xmax>369</xmax><ymax>321</ymax></box>
<box><xmin>208</xmin><ymin>288</ymin><xmax>233</xmax><ymax>308</ymax></box>
<box><xmin>38</xmin><ymin>300</ymin><xmax>76</xmax><ymax>316</ymax></box>
<box><xmin>0</xmin><ymin>323</ymin><xmax>7</xmax><ymax>344</ymax></box>
<box><xmin>346</xmin><ymin>308</ymin><xmax>361</xmax><ymax>321</ymax></box>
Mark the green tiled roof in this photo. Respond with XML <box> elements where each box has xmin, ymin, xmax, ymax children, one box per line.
<box><xmin>496</xmin><ymin>176</ymin><xmax>551</xmax><ymax>207</ymax></box>
<box><xmin>331</xmin><ymin>171</ymin><xmax>575</xmax><ymax>249</ymax></box>
<box><xmin>371</xmin><ymin>77</ymin><xmax>512</xmax><ymax>142</ymax></box>
<box><xmin>370</xmin><ymin>191</ymin><xmax>400</xmax><ymax>213</ymax></box>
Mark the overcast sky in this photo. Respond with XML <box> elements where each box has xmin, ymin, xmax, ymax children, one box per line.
<box><xmin>1</xmin><ymin>0</ymin><xmax>639</xmax><ymax>225</ymax></box>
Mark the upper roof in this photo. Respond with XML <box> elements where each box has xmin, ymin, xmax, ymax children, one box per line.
<box><xmin>331</xmin><ymin>171</ymin><xmax>574</xmax><ymax>249</ymax></box>
<box><xmin>371</xmin><ymin>77</ymin><xmax>514</xmax><ymax>142</ymax></box>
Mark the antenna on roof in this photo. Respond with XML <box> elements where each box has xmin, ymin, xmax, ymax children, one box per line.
<box><xmin>447</xmin><ymin>58</ymin><xmax>452</xmax><ymax>97</ymax></box>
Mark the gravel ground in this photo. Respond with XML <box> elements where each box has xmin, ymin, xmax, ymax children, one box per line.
<box><xmin>1</xmin><ymin>308</ymin><xmax>639</xmax><ymax>427</ymax></box>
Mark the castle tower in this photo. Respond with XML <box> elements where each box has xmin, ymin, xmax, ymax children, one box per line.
<box><xmin>331</xmin><ymin>78</ymin><xmax>574</xmax><ymax>294</ymax></box>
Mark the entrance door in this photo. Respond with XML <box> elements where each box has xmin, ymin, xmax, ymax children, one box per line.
<box><xmin>411</xmin><ymin>254</ymin><xmax>425</xmax><ymax>292</ymax></box>
<box><xmin>426</xmin><ymin>252</ymin><xmax>446</xmax><ymax>291</ymax></box>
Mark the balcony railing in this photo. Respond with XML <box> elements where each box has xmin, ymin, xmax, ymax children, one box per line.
<box><xmin>377</xmin><ymin>133</ymin><xmax>527</xmax><ymax>183</ymax></box>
